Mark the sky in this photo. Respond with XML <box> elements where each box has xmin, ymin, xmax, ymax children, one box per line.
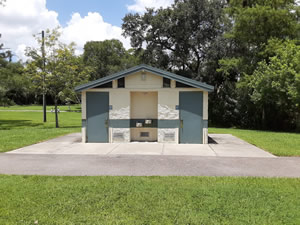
<box><xmin>0</xmin><ymin>0</ymin><xmax>174</xmax><ymax>61</ymax></box>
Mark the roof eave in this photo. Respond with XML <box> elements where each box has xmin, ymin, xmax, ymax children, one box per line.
<box><xmin>75</xmin><ymin>65</ymin><xmax>214</xmax><ymax>92</ymax></box>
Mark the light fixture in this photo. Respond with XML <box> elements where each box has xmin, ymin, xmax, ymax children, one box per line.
<box><xmin>141</xmin><ymin>70</ymin><xmax>146</xmax><ymax>81</ymax></box>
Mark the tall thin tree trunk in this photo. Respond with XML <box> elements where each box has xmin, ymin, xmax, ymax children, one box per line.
<box><xmin>262</xmin><ymin>106</ymin><xmax>265</xmax><ymax>129</ymax></box>
<box><xmin>54</xmin><ymin>97</ymin><xmax>59</xmax><ymax>128</ymax></box>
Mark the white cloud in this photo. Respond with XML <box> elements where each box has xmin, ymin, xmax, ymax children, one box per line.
<box><xmin>0</xmin><ymin>0</ymin><xmax>130</xmax><ymax>61</ymax></box>
<box><xmin>127</xmin><ymin>0</ymin><xmax>173</xmax><ymax>13</ymax></box>
<box><xmin>61</xmin><ymin>12</ymin><xmax>130</xmax><ymax>55</ymax></box>
<box><xmin>0</xmin><ymin>0</ymin><xmax>59</xmax><ymax>60</ymax></box>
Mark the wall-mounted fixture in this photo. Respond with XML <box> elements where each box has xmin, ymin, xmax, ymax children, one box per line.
<box><xmin>141</xmin><ymin>70</ymin><xmax>146</xmax><ymax>81</ymax></box>
<box><xmin>136</xmin><ymin>122</ymin><xmax>143</xmax><ymax>127</ymax></box>
<box><xmin>145</xmin><ymin>120</ymin><xmax>152</xmax><ymax>124</ymax></box>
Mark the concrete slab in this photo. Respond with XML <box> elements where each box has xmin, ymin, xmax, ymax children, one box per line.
<box><xmin>8</xmin><ymin>132</ymin><xmax>275</xmax><ymax>158</ymax></box>
<box><xmin>163</xmin><ymin>144</ymin><xmax>216</xmax><ymax>156</ymax></box>
<box><xmin>44</xmin><ymin>133</ymin><xmax>81</xmax><ymax>143</ymax></box>
<box><xmin>110</xmin><ymin>143</ymin><xmax>164</xmax><ymax>155</ymax></box>
<box><xmin>57</xmin><ymin>143</ymin><xmax>120</xmax><ymax>155</ymax></box>
<box><xmin>209</xmin><ymin>134</ymin><xmax>275</xmax><ymax>158</ymax></box>
<box><xmin>9</xmin><ymin>142</ymin><xmax>69</xmax><ymax>154</ymax></box>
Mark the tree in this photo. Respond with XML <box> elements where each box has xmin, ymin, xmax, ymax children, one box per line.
<box><xmin>0</xmin><ymin>33</ymin><xmax>32</xmax><ymax>106</ymax></box>
<box><xmin>240</xmin><ymin>40</ymin><xmax>300</xmax><ymax>130</ymax></box>
<box><xmin>122</xmin><ymin>0</ymin><xmax>227</xmax><ymax>79</ymax></box>
<box><xmin>83</xmin><ymin>39</ymin><xmax>141</xmax><ymax>80</ymax></box>
<box><xmin>0</xmin><ymin>59</ymin><xmax>34</xmax><ymax>106</ymax></box>
<box><xmin>217</xmin><ymin>0</ymin><xmax>300</xmax><ymax>129</ymax></box>
<box><xmin>25</xmin><ymin>28</ymin><xmax>89</xmax><ymax>128</ymax></box>
<box><xmin>122</xmin><ymin>0</ymin><xmax>239</xmax><ymax>126</ymax></box>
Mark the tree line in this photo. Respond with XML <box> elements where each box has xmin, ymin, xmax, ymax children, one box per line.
<box><xmin>0</xmin><ymin>0</ymin><xmax>299</xmax><ymax>131</ymax></box>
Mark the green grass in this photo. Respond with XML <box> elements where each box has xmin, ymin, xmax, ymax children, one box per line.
<box><xmin>0</xmin><ymin>175</ymin><xmax>299</xmax><ymax>224</ymax></box>
<box><xmin>209</xmin><ymin>127</ymin><xmax>300</xmax><ymax>156</ymax></box>
<box><xmin>0</xmin><ymin>111</ymin><xmax>81</xmax><ymax>152</ymax></box>
<box><xmin>1</xmin><ymin>105</ymin><xmax>299</xmax><ymax>156</ymax></box>
<box><xmin>0</xmin><ymin>104</ymin><xmax>81</xmax><ymax>111</ymax></box>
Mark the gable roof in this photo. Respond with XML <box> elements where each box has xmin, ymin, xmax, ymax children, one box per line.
<box><xmin>75</xmin><ymin>64</ymin><xmax>214</xmax><ymax>92</ymax></box>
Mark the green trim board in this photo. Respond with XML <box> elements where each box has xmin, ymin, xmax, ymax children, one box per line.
<box><xmin>158</xmin><ymin>120</ymin><xmax>179</xmax><ymax>128</ymax></box>
<box><xmin>82</xmin><ymin>119</ymin><xmax>86</xmax><ymax>128</ymax></box>
<box><xmin>109</xmin><ymin>119</ymin><xmax>130</xmax><ymax>128</ymax></box>
<box><xmin>75</xmin><ymin>64</ymin><xmax>214</xmax><ymax>92</ymax></box>
<box><xmin>130</xmin><ymin>119</ymin><xmax>158</xmax><ymax>128</ymax></box>
<box><xmin>203</xmin><ymin>120</ymin><xmax>208</xmax><ymax>128</ymax></box>
<box><xmin>109</xmin><ymin>119</ymin><xmax>179</xmax><ymax>128</ymax></box>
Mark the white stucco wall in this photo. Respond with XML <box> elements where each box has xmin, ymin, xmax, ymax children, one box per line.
<box><xmin>203</xmin><ymin>128</ymin><xmax>208</xmax><ymax>144</ymax></box>
<box><xmin>158</xmin><ymin>90</ymin><xmax>179</xmax><ymax>120</ymax></box>
<box><xmin>81</xmin><ymin>91</ymin><xmax>86</xmax><ymax>120</ymax></box>
<box><xmin>125</xmin><ymin>71</ymin><xmax>163</xmax><ymax>89</ymax></box>
<box><xmin>109</xmin><ymin>90</ymin><xmax>130</xmax><ymax>119</ymax></box>
<box><xmin>81</xmin><ymin>91</ymin><xmax>86</xmax><ymax>143</ymax></box>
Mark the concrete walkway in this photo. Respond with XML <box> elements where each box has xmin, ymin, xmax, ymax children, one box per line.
<box><xmin>8</xmin><ymin>133</ymin><xmax>275</xmax><ymax>158</ymax></box>
<box><xmin>0</xmin><ymin>154</ymin><xmax>299</xmax><ymax>177</ymax></box>
<box><xmin>2</xmin><ymin>133</ymin><xmax>298</xmax><ymax>177</ymax></box>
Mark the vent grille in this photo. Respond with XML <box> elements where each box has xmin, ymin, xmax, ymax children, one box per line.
<box><xmin>140</xmin><ymin>132</ymin><xmax>149</xmax><ymax>137</ymax></box>
<box><xmin>113</xmin><ymin>132</ymin><xmax>124</xmax><ymax>141</ymax></box>
<box><xmin>164</xmin><ymin>132</ymin><xmax>175</xmax><ymax>141</ymax></box>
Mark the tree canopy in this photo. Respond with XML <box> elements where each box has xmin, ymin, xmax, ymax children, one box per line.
<box><xmin>25</xmin><ymin>28</ymin><xmax>89</xmax><ymax>127</ymax></box>
<box><xmin>1</xmin><ymin>0</ymin><xmax>300</xmax><ymax>131</ymax></box>
<box><xmin>83</xmin><ymin>39</ymin><xmax>141</xmax><ymax>80</ymax></box>
<box><xmin>122</xmin><ymin>0</ymin><xmax>227</xmax><ymax>79</ymax></box>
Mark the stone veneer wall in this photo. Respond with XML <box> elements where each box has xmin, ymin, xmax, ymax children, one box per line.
<box><xmin>158</xmin><ymin>104</ymin><xmax>179</xmax><ymax>119</ymax></box>
<box><xmin>109</xmin><ymin>106</ymin><xmax>130</xmax><ymax>120</ymax></box>
<box><xmin>111</xmin><ymin>128</ymin><xmax>130</xmax><ymax>143</ymax></box>
<box><xmin>157</xmin><ymin>90</ymin><xmax>179</xmax><ymax>143</ymax></box>
<box><xmin>109</xmin><ymin>90</ymin><xmax>131</xmax><ymax>142</ymax></box>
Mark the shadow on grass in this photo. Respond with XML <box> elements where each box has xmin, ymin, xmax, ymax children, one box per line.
<box><xmin>42</xmin><ymin>125</ymin><xmax>81</xmax><ymax>129</ymax></box>
<box><xmin>0</xmin><ymin>120</ymin><xmax>43</xmax><ymax>130</ymax></box>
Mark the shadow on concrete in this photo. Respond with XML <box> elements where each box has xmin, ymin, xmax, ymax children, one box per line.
<box><xmin>208</xmin><ymin>136</ymin><xmax>218</xmax><ymax>144</ymax></box>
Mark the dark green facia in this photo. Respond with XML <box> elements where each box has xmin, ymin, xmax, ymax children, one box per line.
<box><xmin>75</xmin><ymin>64</ymin><xmax>214</xmax><ymax>92</ymax></box>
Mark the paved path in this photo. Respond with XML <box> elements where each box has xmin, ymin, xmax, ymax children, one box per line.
<box><xmin>1</xmin><ymin>133</ymin><xmax>290</xmax><ymax>177</ymax></box>
<box><xmin>8</xmin><ymin>133</ymin><xmax>275</xmax><ymax>158</ymax></box>
<box><xmin>0</xmin><ymin>154</ymin><xmax>299</xmax><ymax>177</ymax></box>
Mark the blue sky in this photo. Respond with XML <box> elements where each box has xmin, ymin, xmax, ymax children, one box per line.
<box><xmin>0</xmin><ymin>0</ymin><xmax>173</xmax><ymax>60</ymax></box>
<box><xmin>46</xmin><ymin>0</ymin><xmax>133</xmax><ymax>27</ymax></box>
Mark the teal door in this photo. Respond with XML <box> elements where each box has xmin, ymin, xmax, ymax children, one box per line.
<box><xmin>179</xmin><ymin>92</ymin><xmax>203</xmax><ymax>144</ymax></box>
<box><xmin>86</xmin><ymin>92</ymin><xmax>109</xmax><ymax>143</ymax></box>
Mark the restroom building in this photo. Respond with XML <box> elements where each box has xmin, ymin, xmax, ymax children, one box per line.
<box><xmin>75</xmin><ymin>64</ymin><xmax>214</xmax><ymax>144</ymax></box>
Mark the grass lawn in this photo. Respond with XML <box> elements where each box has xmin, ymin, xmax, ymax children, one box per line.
<box><xmin>0</xmin><ymin>175</ymin><xmax>299</xmax><ymax>224</ymax></box>
<box><xmin>209</xmin><ymin>127</ymin><xmax>300</xmax><ymax>157</ymax></box>
<box><xmin>1</xmin><ymin>105</ymin><xmax>299</xmax><ymax>156</ymax></box>
<box><xmin>0</xmin><ymin>111</ymin><xmax>81</xmax><ymax>152</ymax></box>
<box><xmin>0</xmin><ymin>104</ymin><xmax>81</xmax><ymax>111</ymax></box>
